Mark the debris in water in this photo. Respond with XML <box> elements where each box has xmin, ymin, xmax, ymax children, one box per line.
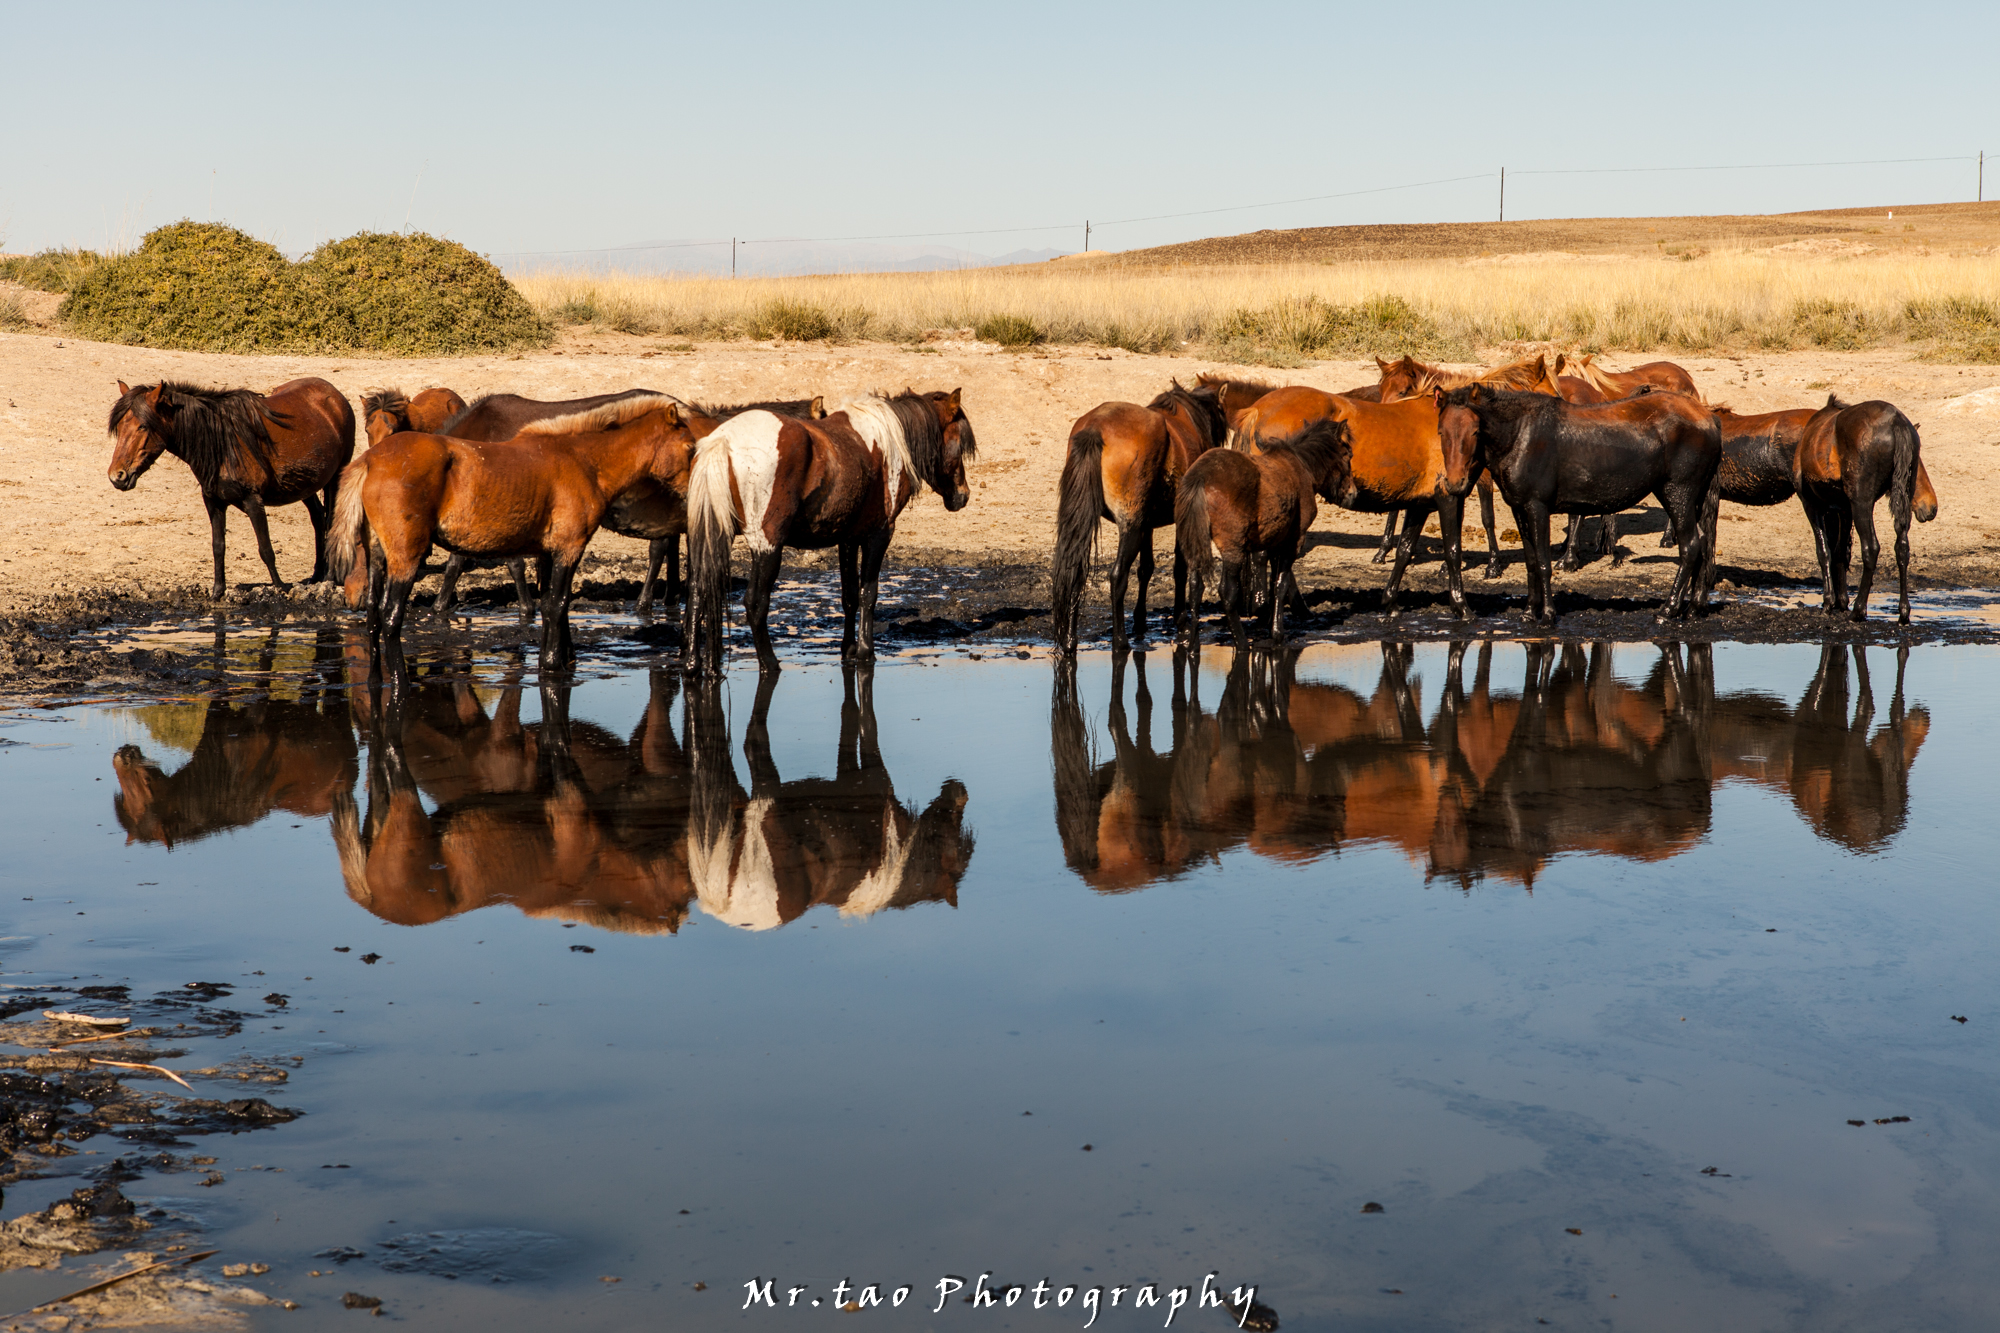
<box><xmin>263</xmin><ymin>993</ymin><xmax>289</xmax><ymax>1007</ymax></box>
<box><xmin>1848</xmin><ymin>1120</ymin><xmax>1867</xmax><ymax>1126</ymax></box>
<box><xmin>1952</xmin><ymin>1015</ymin><xmax>1968</xmax><ymax>1024</ymax></box>
<box><xmin>1224</xmin><ymin>1292</ymin><xmax>1280</xmax><ymax>1328</ymax></box>
<box><xmin>694</xmin><ymin>1282</ymin><xmax>707</xmax><ymax>1291</ymax></box>
<box><xmin>334</xmin><ymin>947</ymin><xmax>351</xmax><ymax>953</ymax></box>
<box><xmin>316</xmin><ymin>1247</ymin><xmax>368</xmax><ymax>1263</ymax></box>
<box><xmin>360</xmin><ymin>953</ymin><xmax>381</xmax><ymax>964</ymax></box>
<box><xmin>1361</xmin><ymin>1202</ymin><xmax>1385</xmax><ymax>1214</ymax></box>
<box><xmin>342</xmin><ymin>1291</ymin><xmax>383</xmax><ymax>1309</ymax></box>
<box><xmin>42</xmin><ymin>1010</ymin><xmax>131</xmax><ymax>1027</ymax></box>
<box><xmin>570</xmin><ymin>944</ymin><xmax>595</xmax><ymax>953</ymax></box>
<box><xmin>1874</xmin><ymin>1116</ymin><xmax>1912</xmax><ymax>1125</ymax></box>
<box><xmin>1566</xmin><ymin>1227</ymin><xmax>1583</xmax><ymax>1234</ymax></box>
<box><xmin>1700</xmin><ymin>1167</ymin><xmax>1731</xmax><ymax>1177</ymax></box>
<box><xmin>89</xmin><ymin>1057</ymin><xmax>194</xmax><ymax>1091</ymax></box>
<box><xmin>1080</xmin><ymin>1144</ymin><xmax>1092</xmax><ymax>1151</ymax></box>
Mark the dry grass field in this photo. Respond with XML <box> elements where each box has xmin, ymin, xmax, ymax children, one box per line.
<box><xmin>512</xmin><ymin>202</ymin><xmax>2000</xmax><ymax>363</ymax></box>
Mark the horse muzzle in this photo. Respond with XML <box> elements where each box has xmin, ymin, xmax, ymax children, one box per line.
<box><xmin>944</xmin><ymin>488</ymin><xmax>970</xmax><ymax>513</ymax></box>
<box><xmin>108</xmin><ymin>469</ymin><xmax>138</xmax><ymax>491</ymax></box>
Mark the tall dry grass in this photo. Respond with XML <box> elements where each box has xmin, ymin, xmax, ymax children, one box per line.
<box><xmin>512</xmin><ymin>250</ymin><xmax>2000</xmax><ymax>363</ymax></box>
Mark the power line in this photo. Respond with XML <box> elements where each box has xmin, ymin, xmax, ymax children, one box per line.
<box><xmin>492</xmin><ymin>154</ymin><xmax>1986</xmax><ymax>259</ymax></box>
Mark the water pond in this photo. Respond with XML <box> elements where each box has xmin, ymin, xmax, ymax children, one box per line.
<box><xmin>1</xmin><ymin>634</ymin><xmax>1996</xmax><ymax>1331</ymax></box>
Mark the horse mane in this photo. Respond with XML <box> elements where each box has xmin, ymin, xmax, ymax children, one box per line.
<box><xmin>831</xmin><ymin>390</ymin><xmax>960</xmax><ymax>494</ymax></box>
<box><xmin>1824</xmin><ymin>393</ymin><xmax>1851</xmax><ymax>411</ymax></box>
<box><xmin>109</xmin><ymin>381</ymin><xmax>277</xmax><ymax>487</ymax></box>
<box><xmin>1554</xmin><ymin>353</ymin><xmax>1622</xmax><ymax>396</ymax></box>
<box><xmin>359</xmin><ymin>388</ymin><xmax>410</xmax><ymax>425</ymax></box>
<box><xmin>1483</xmin><ymin>355</ymin><xmax>1552</xmax><ymax>391</ymax></box>
<box><xmin>1263</xmin><ymin>417</ymin><xmax>1349</xmax><ymax>483</ymax></box>
<box><xmin>695</xmin><ymin>396</ymin><xmax>819</xmax><ymax>421</ymax></box>
<box><xmin>514</xmin><ymin>392</ymin><xmax>691</xmax><ymax>437</ymax></box>
<box><xmin>1193</xmin><ymin>371</ymin><xmax>1281</xmax><ymax>399</ymax></box>
<box><xmin>1149</xmin><ymin>381</ymin><xmax>1227</xmax><ymax>446</ymax></box>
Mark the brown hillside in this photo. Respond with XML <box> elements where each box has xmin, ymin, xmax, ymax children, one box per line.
<box><xmin>1088</xmin><ymin>200</ymin><xmax>2000</xmax><ymax>267</ymax></box>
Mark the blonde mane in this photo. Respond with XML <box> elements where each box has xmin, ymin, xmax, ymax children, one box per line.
<box><xmin>515</xmin><ymin>392</ymin><xmax>690</xmax><ymax>437</ymax></box>
<box><xmin>829</xmin><ymin>394</ymin><xmax>916</xmax><ymax>508</ymax></box>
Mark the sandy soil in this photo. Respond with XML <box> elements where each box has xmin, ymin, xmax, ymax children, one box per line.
<box><xmin>2</xmin><ymin>314</ymin><xmax>1997</xmax><ymax>620</ymax></box>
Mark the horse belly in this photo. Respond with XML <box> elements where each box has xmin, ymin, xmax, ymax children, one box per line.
<box><xmin>605</xmin><ymin>487</ymin><xmax>686</xmax><ymax>540</ymax></box>
<box><xmin>434</xmin><ymin>471</ymin><xmax>556</xmax><ymax>557</ymax></box>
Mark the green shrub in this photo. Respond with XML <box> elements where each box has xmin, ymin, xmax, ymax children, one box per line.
<box><xmin>751</xmin><ymin>299</ymin><xmax>836</xmax><ymax>342</ymax></box>
<box><xmin>1905</xmin><ymin>296</ymin><xmax>2000</xmax><ymax>363</ymax></box>
<box><xmin>0</xmin><ymin>291</ymin><xmax>29</xmax><ymax>329</ymax></box>
<box><xmin>290</xmin><ymin>231</ymin><xmax>548</xmax><ymax>355</ymax></box>
<box><xmin>552</xmin><ymin>293</ymin><xmax>601</xmax><ymax>325</ymax></box>
<box><xmin>60</xmin><ymin>222</ymin><xmax>299</xmax><ymax>352</ymax></box>
<box><xmin>54</xmin><ymin>221</ymin><xmax>549</xmax><ymax>355</ymax></box>
<box><xmin>1787</xmin><ymin>298</ymin><xmax>1875</xmax><ymax>351</ymax></box>
<box><xmin>1213</xmin><ymin>294</ymin><xmax>1464</xmax><ymax>360</ymax></box>
<box><xmin>975</xmin><ymin>313</ymin><xmax>1043</xmax><ymax>347</ymax></box>
<box><xmin>0</xmin><ymin>247</ymin><xmax>105</xmax><ymax>293</ymax></box>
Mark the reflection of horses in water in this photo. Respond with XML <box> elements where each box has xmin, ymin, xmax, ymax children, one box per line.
<box><xmin>1050</xmin><ymin>638</ymin><xmax>1930</xmax><ymax>893</ymax></box>
<box><xmin>332</xmin><ymin>660</ymin><xmax>973</xmax><ymax>934</ymax></box>
<box><xmin>111</xmin><ymin>629</ymin><xmax>357</xmax><ymax>848</ymax></box>
<box><xmin>686</xmin><ymin>669</ymin><xmax>975</xmax><ymax>929</ymax></box>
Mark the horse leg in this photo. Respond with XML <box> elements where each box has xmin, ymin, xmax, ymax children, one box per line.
<box><xmin>433</xmin><ymin>553</ymin><xmax>468</xmax><ymax>617</ymax></box>
<box><xmin>1267</xmin><ymin>556</ymin><xmax>1297</xmax><ymax>646</ymax></box>
<box><xmin>381</xmin><ymin>574</ymin><xmax>417</xmax><ymax>692</ymax></box>
<box><xmin>638</xmin><ymin>538</ymin><xmax>669</xmax><ymax>618</ymax></box>
<box><xmin>854</xmin><ymin>532</ymin><xmax>893</xmax><ymax>662</ymax></box>
<box><xmin>537</xmin><ymin>556</ymin><xmax>581</xmax><ymax>675</ymax></box>
<box><xmin>1218</xmin><ymin>556</ymin><xmax>1250</xmax><ymax>652</ymax></box>
<box><xmin>1383</xmin><ymin>504</ymin><xmax>1427</xmax><ymax>615</ymax></box>
<box><xmin>1438</xmin><ymin>491</ymin><xmax>1469</xmax><ymax>618</ymax></box>
<box><xmin>1826</xmin><ymin>505</ymin><xmax>1855</xmax><ymax>614</ymax></box>
<box><xmin>242</xmin><ymin>496</ymin><xmax>284</xmax><ymax>588</ymax></box>
<box><xmin>1478</xmin><ymin>477</ymin><xmax>1504</xmax><ymax>579</ymax></box>
<box><xmin>1131</xmin><ymin>536</ymin><xmax>1155</xmax><ymax>642</ymax></box>
<box><xmin>302</xmin><ymin>493</ymin><xmax>330</xmax><ymax>583</ymax></box>
<box><xmin>1171</xmin><ymin>544</ymin><xmax>1188</xmax><ymax>636</ymax></box>
<box><xmin>1372</xmin><ymin>510</ymin><xmax>1398</xmax><ymax>564</ymax></box>
<box><xmin>1558</xmin><ymin>513</ymin><xmax>1588</xmax><ymax>573</ymax></box>
<box><xmin>1524</xmin><ymin>503</ymin><xmax>1554</xmax><ymax>625</ymax></box>
<box><xmin>203</xmin><ymin>495</ymin><xmax>231</xmax><ymax>600</ymax></box>
<box><xmin>1600</xmin><ymin>510</ymin><xmax>1619</xmax><ymax>561</ymax></box>
<box><xmin>746</xmin><ymin>547</ymin><xmax>784</xmax><ymax>672</ymax></box>
<box><xmin>1894</xmin><ymin>502</ymin><xmax>1913</xmax><ymax>626</ymax></box>
<box><xmin>1107</xmin><ymin>524</ymin><xmax>1142</xmax><ymax>650</ymax></box>
<box><xmin>838</xmin><ymin>542</ymin><xmax>862</xmax><ymax>659</ymax></box>
<box><xmin>1848</xmin><ymin>498</ymin><xmax>1881</xmax><ymax>624</ymax></box>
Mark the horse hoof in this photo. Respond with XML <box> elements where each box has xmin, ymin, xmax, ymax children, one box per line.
<box><xmin>1370</xmin><ymin>550</ymin><xmax>1390</xmax><ymax>565</ymax></box>
<box><xmin>1481</xmin><ymin>565</ymin><xmax>1504</xmax><ymax>581</ymax></box>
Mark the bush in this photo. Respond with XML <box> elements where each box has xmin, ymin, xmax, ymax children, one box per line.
<box><xmin>1905</xmin><ymin>296</ymin><xmax>2000</xmax><ymax>363</ymax></box>
<box><xmin>55</xmin><ymin>220</ymin><xmax>549</xmax><ymax>355</ymax></box>
<box><xmin>60</xmin><ymin>222</ymin><xmax>299</xmax><ymax>352</ymax></box>
<box><xmin>290</xmin><ymin>232</ymin><xmax>549</xmax><ymax>355</ymax></box>
<box><xmin>0</xmin><ymin>291</ymin><xmax>29</xmax><ymax>329</ymax></box>
<box><xmin>750</xmin><ymin>299</ymin><xmax>836</xmax><ymax>342</ymax></box>
<box><xmin>1213</xmin><ymin>294</ymin><xmax>1464</xmax><ymax>360</ymax></box>
<box><xmin>0</xmin><ymin>247</ymin><xmax>105</xmax><ymax>293</ymax></box>
<box><xmin>1787</xmin><ymin>298</ymin><xmax>1875</xmax><ymax>351</ymax></box>
<box><xmin>975</xmin><ymin>313</ymin><xmax>1043</xmax><ymax>347</ymax></box>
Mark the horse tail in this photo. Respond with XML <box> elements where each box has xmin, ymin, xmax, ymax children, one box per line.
<box><xmin>1905</xmin><ymin>421</ymin><xmax>1937</xmax><ymax>523</ymax></box>
<box><xmin>1052</xmin><ymin>427</ymin><xmax>1106</xmax><ymax>652</ymax></box>
<box><xmin>1175</xmin><ymin>468</ymin><xmax>1215</xmax><ymax>621</ymax></box>
<box><xmin>327</xmin><ymin>453</ymin><xmax>371</xmax><ymax>592</ymax></box>
<box><xmin>685</xmin><ymin>434</ymin><xmax>739</xmax><ymax>672</ymax></box>
<box><xmin>1885</xmin><ymin>409</ymin><xmax>1919</xmax><ymax>536</ymax></box>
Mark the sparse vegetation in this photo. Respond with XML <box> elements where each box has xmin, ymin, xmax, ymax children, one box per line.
<box><xmin>51</xmin><ymin>221</ymin><xmax>548</xmax><ymax>355</ymax></box>
<box><xmin>0</xmin><ymin>247</ymin><xmax>105</xmax><ymax>293</ymax></box>
<box><xmin>975</xmin><ymin>313</ymin><xmax>1044</xmax><ymax>347</ymax></box>
<box><xmin>511</xmin><ymin>249</ymin><xmax>2000</xmax><ymax>361</ymax></box>
<box><xmin>0</xmin><ymin>291</ymin><xmax>30</xmax><ymax>329</ymax></box>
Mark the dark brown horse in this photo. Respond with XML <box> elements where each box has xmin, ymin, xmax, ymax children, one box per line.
<box><xmin>108</xmin><ymin>378</ymin><xmax>355</xmax><ymax>597</ymax></box>
<box><xmin>330</xmin><ymin>394</ymin><xmax>701</xmax><ymax>676</ymax></box>
<box><xmin>1441</xmin><ymin>384</ymin><xmax>1721</xmax><ymax>623</ymax></box>
<box><xmin>684</xmin><ymin>390</ymin><xmax>975</xmax><ymax>672</ymax></box>
<box><xmin>1052</xmin><ymin>382</ymin><xmax>1228</xmax><ymax>653</ymax></box>
<box><xmin>1236</xmin><ymin>391</ymin><xmax>1483</xmax><ymax>615</ymax></box>
<box><xmin>1175</xmin><ymin>421</ymin><xmax>1351</xmax><ymax>647</ymax></box>
<box><xmin>1793</xmin><ymin>395</ymin><xmax>1935</xmax><ymax>623</ymax></box>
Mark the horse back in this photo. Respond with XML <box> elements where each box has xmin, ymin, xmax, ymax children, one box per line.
<box><xmin>1329</xmin><ymin>395</ymin><xmax>1442</xmax><ymax>502</ymax></box>
<box><xmin>260</xmin><ymin>376</ymin><xmax>355</xmax><ymax>484</ymax></box>
<box><xmin>1717</xmin><ymin>408</ymin><xmax>1813</xmax><ymax>506</ymax></box>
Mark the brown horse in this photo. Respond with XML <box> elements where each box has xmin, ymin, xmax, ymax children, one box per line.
<box><xmin>1237</xmin><ymin>391</ymin><xmax>1483</xmax><ymax>615</ymax></box>
<box><xmin>108</xmin><ymin>378</ymin><xmax>355</xmax><ymax>597</ymax></box>
<box><xmin>684</xmin><ymin>390</ymin><xmax>975</xmax><ymax>673</ymax></box>
<box><xmin>1553</xmin><ymin>352</ymin><xmax>1700</xmax><ymax>398</ymax></box>
<box><xmin>329</xmin><ymin>393</ymin><xmax>700</xmax><ymax>675</ymax></box>
<box><xmin>422</xmin><ymin>390</ymin><xmax>825</xmax><ymax>619</ymax></box>
<box><xmin>1442</xmin><ymin>384</ymin><xmax>1721</xmax><ymax>623</ymax></box>
<box><xmin>1052</xmin><ymin>382</ymin><xmax>1228</xmax><ymax>653</ymax></box>
<box><xmin>360</xmin><ymin>386</ymin><xmax>469</xmax><ymax>444</ymax></box>
<box><xmin>1175</xmin><ymin>420</ymin><xmax>1352</xmax><ymax>647</ymax></box>
<box><xmin>1793</xmin><ymin>395</ymin><xmax>1935</xmax><ymax>623</ymax></box>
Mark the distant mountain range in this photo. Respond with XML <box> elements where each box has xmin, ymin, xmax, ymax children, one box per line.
<box><xmin>495</xmin><ymin>239</ymin><xmax>1070</xmax><ymax>277</ymax></box>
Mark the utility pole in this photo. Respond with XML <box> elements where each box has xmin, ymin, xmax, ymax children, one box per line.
<box><xmin>1084</xmin><ymin>220</ymin><xmax>1091</xmax><ymax>253</ymax></box>
<box><xmin>1498</xmin><ymin>168</ymin><xmax>1505</xmax><ymax>223</ymax></box>
<box><xmin>1980</xmin><ymin>151</ymin><xmax>1985</xmax><ymax>203</ymax></box>
<box><xmin>731</xmin><ymin>237</ymin><xmax>737</xmax><ymax>279</ymax></box>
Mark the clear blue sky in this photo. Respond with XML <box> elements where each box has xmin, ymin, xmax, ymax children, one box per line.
<box><xmin>5</xmin><ymin>0</ymin><xmax>1995</xmax><ymax>261</ymax></box>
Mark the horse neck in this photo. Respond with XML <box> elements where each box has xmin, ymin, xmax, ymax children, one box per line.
<box><xmin>567</xmin><ymin>424</ymin><xmax>672</xmax><ymax>495</ymax></box>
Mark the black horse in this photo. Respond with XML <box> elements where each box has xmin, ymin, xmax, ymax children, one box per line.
<box><xmin>1441</xmin><ymin>385</ymin><xmax>1721</xmax><ymax>624</ymax></box>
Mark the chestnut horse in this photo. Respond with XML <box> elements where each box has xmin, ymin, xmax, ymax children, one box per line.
<box><xmin>1052</xmin><ymin>382</ymin><xmax>1228</xmax><ymax>654</ymax></box>
<box><xmin>107</xmin><ymin>378</ymin><xmax>355</xmax><ymax>597</ymax></box>
<box><xmin>1441</xmin><ymin>384</ymin><xmax>1721</xmax><ymax>623</ymax></box>
<box><xmin>1793</xmin><ymin>395</ymin><xmax>1935</xmax><ymax>623</ymax></box>
<box><xmin>1174</xmin><ymin>420</ymin><xmax>1351</xmax><ymax>647</ymax></box>
<box><xmin>1236</xmin><ymin>391</ymin><xmax>1483</xmax><ymax>615</ymax></box>
<box><xmin>684</xmin><ymin>389</ymin><xmax>976</xmax><ymax>673</ymax></box>
<box><xmin>330</xmin><ymin>394</ymin><xmax>700</xmax><ymax>675</ymax></box>
<box><xmin>1553</xmin><ymin>352</ymin><xmax>1699</xmax><ymax>398</ymax></box>
<box><xmin>423</xmin><ymin>390</ymin><xmax>824</xmax><ymax>619</ymax></box>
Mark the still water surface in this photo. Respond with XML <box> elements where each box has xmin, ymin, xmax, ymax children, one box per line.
<box><xmin>2</xmin><ymin>637</ymin><xmax>1996</xmax><ymax>1330</ymax></box>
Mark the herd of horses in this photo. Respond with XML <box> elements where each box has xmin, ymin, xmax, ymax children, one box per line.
<box><xmin>102</xmin><ymin>346</ymin><xmax>1937</xmax><ymax>679</ymax></box>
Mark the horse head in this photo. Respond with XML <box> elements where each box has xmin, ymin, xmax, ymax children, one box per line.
<box><xmin>1374</xmin><ymin>355</ymin><xmax>1431</xmax><ymax>402</ymax></box>
<box><xmin>106</xmin><ymin>381</ymin><xmax>171</xmax><ymax>490</ymax></box>
<box><xmin>360</xmin><ymin>388</ymin><xmax>412</xmax><ymax>448</ymax></box>
<box><xmin>915</xmin><ymin>387</ymin><xmax>974</xmax><ymax>512</ymax></box>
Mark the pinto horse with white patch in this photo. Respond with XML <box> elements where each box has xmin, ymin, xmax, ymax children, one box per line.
<box><xmin>683</xmin><ymin>389</ymin><xmax>975</xmax><ymax>673</ymax></box>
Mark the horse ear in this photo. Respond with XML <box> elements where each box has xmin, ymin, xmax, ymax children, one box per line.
<box><xmin>661</xmin><ymin>402</ymin><xmax>682</xmax><ymax>426</ymax></box>
<box><xmin>809</xmin><ymin>395</ymin><xmax>826</xmax><ymax>419</ymax></box>
<box><xmin>117</xmin><ymin>380</ymin><xmax>131</xmax><ymax>395</ymax></box>
<box><xmin>1376</xmin><ymin>356</ymin><xmax>1389</xmax><ymax>371</ymax></box>
<box><xmin>948</xmin><ymin>387</ymin><xmax>961</xmax><ymax>411</ymax></box>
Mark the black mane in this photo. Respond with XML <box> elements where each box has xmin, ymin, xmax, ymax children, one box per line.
<box><xmin>109</xmin><ymin>381</ymin><xmax>278</xmax><ymax>487</ymax></box>
<box><xmin>882</xmin><ymin>390</ymin><xmax>965</xmax><ymax>490</ymax></box>
<box><xmin>1265</xmin><ymin>418</ymin><xmax>1351</xmax><ymax>491</ymax></box>
<box><xmin>359</xmin><ymin>388</ymin><xmax>411</xmax><ymax>427</ymax></box>
<box><xmin>1149</xmin><ymin>382</ymin><xmax>1227</xmax><ymax>446</ymax></box>
<box><xmin>697</xmin><ymin>396</ymin><xmax>819</xmax><ymax>420</ymax></box>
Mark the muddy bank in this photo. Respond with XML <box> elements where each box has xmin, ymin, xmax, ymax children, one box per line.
<box><xmin>1</xmin><ymin>541</ymin><xmax>1992</xmax><ymax>704</ymax></box>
